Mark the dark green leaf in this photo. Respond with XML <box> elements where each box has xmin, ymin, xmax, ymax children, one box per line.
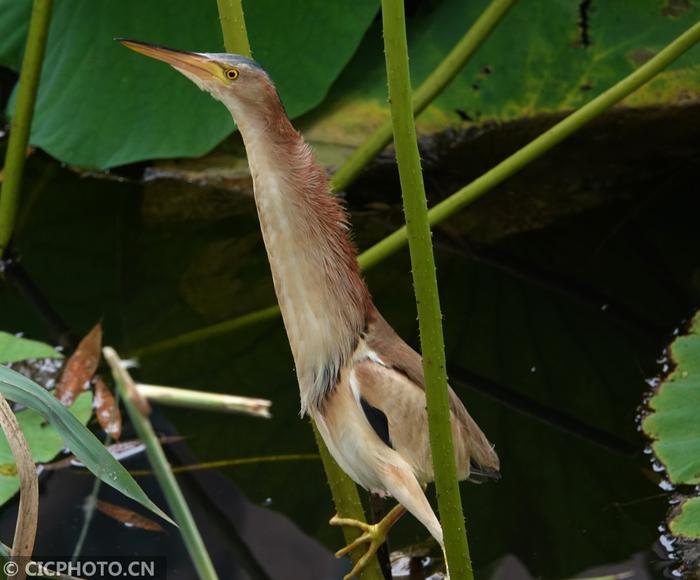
<box><xmin>0</xmin><ymin>0</ymin><xmax>379</xmax><ymax>168</ymax></box>
<box><xmin>0</xmin><ymin>365</ymin><xmax>174</xmax><ymax>525</ymax></box>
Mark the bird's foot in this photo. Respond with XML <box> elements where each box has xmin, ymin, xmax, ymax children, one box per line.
<box><xmin>329</xmin><ymin>504</ymin><xmax>406</xmax><ymax>579</ymax></box>
<box><xmin>329</xmin><ymin>515</ymin><xmax>386</xmax><ymax>579</ymax></box>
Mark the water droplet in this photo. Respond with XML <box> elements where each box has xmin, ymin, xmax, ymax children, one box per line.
<box><xmin>262</xmin><ymin>497</ymin><xmax>273</xmax><ymax>507</ymax></box>
<box><xmin>600</xmin><ymin>304</ymin><xmax>609</xmax><ymax>311</ymax></box>
<box><xmin>658</xmin><ymin>479</ymin><xmax>675</xmax><ymax>491</ymax></box>
<box><xmin>529</xmin><ymin>366</ymin><xmax>537</xmax><ymax>373</ymax></box>
<box><xmin>651</xmin><ymin>460</ymin><xmax>666</xmax><ymax>473</ymax></box>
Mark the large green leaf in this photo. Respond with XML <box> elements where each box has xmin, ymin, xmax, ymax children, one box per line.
<box><xmin>0</xmin><ymin>332</ymin><xmax>62</xmax><ymax>364</ymax></box>
<box><xmin>0</xmin><ymin>0</ymin><xmax>378</xmax><ymax>168</ymax></box>
<box><xmin>0</xmin><ymin>365</ymin><xmax>174</xmax><ymax>524</ymax></box>
<box><xmin>671</xmin><ymin>497</ymin><xmax>700</xmax><ymax>538</ymax></box>
<box><xmin>643</xmin><ymin>311</ymin><xmax>700</xmax><ymax>539</ymax></box>
<box><xmin>0</xmin><ymin>391</ymin><xmax>91</xmax><ymax>506</ymax></box>
<box><xmin>305</xmin><ymin>0</ymin><xmax>700</xmax><ymax>143</ymax></box>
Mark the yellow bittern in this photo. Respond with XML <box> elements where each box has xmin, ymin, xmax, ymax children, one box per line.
<box><xmin>119</xmin><ymin>39</ymin><xmax>500</xmax><ymax>578</ymax></box>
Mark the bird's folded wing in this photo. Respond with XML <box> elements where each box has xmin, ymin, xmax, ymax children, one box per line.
<box><xmin>362</xmin><ymin>307</ymin><xmax>500</xmax><ymax>477</ymax></box>
<box><xmin>352</xmin><ymin>357</ymin><xmax>439</xmax><ymax>481</ymax></box>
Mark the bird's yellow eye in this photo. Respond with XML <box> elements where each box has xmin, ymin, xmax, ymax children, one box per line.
<box><xmin>225</xmin><ymin>68</ymin><xmax>239</xmax><ymax>80</ymax></box>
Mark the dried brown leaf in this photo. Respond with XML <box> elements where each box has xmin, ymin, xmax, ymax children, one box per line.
<box><xmin>96</xmin><ymin>500</ymin><xmax>163</xmax><ymax>532</ymax></box>
<box><xmin>55</xmin><ymin>323</ymin><xmax>102</xmax><ymax>406</ymax></box>
<box><xmin>93</xmin><ymin>375</ymin><xmax>122</xmax><ymax>441</ymax></box>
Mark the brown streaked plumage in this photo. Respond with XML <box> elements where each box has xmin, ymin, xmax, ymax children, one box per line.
<box><xmin>120</xmin><ymin>39</ymin><xmax>500</xmax><ymax>578</ymax></box>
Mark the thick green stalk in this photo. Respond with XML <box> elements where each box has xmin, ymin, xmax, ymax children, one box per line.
<box><xmin>0</xmin><ymin>0</ymin><xmax>53</xmax><ymax>257</ymax></box>
<box><xmin>215</xmin><ymin>0</ymin><xmax>252</xmax><ymax>57</ymax></box>
<box><xmin>134</xmin><ymin>10</ymin><xmax>700</xmax><ymax>361</ymax></box>
<box><xmin>381</xmin><ymin>0</ymin><xmax>471</xmax><ymax>577</ymax></box>
<box><xmin>104</xmin><ymin>347</ymin><xmax>219</xmax><ymax>580</ymax></box>
<box><xmin>359</xmin><ymin>17</ymin><xmax>700</xmax><ymax>270</ymax></box>
<box><xmin>331</xmin><ymin>0</ymin><xmax>516</xmax><ymax>192</ymax></box>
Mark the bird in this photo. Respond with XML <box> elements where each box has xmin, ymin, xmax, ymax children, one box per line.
<box><xmin>119</xmin><ymin>39</ymin><xmax>500</xmax><ymax>578</ymax></box>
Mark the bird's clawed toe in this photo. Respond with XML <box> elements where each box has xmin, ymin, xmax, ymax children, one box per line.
<box><xmin>329</xmin><ymin>515</ymin><xmax>387</xmax><ymax>579</ymax></box>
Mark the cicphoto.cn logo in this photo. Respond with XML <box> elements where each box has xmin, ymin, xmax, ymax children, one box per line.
<box><xmin>3</xmin><ymin>557</ymin><xmax>166</xmax><ymax>578</ymax></box>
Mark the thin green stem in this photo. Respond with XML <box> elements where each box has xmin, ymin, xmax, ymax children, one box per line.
<box><xmin>0</xmin><ymin>0</ymin><xmax>53</xmax><ymax>257</ymax></box>
<box><xmin>215</xmin><ymin>0</ymin><xmax>252</xmax><ymax>57</ymax></box>
<box><xmin>381</xmin><ymin>0</ymin><xmax>471</xmax><ymax>577</ymax></box>
<box><xmin>104</xmin><ymin>347</ymin><xmax>218</xmax><ymax>580</ymax></box>
<box><xmin>330</xmin><ymin>0</ymin><xmax>517</xmax><ymax>192</ymax></box>
<box><xmin>359</xmin><ymin>17</ymin><xmax>700</xmax><ymax>270</ymax></box>
<box><xmin>71</xmin><ymin>476</ymin><xmax>101</xmax><ymax>560</ymax></box>
<box><xmin>128</xmin><ymin>304</ymin><xmax>279</xmax><ymax>358</ymax></box>
<box><xmin>129</xmin><ymin>453</ymin><xmax>319</xmax><ymax>477</ymax></box>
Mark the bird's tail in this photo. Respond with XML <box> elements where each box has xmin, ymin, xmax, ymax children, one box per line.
<box><xmin>468</xmin><ymin>460</ymin><xmax>501</xmax><ymax>484</ymax></box>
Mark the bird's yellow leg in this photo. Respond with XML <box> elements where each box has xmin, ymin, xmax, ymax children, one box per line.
<box><xmin>329</xmin><ymin>504</ymin><xmax>407</xmax><ymax>579</ymax></box>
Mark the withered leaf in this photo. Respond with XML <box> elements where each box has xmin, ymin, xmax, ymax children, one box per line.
<box><xmin>94</xmin><ymin>375</ymin><xmax>122</xmax><ymax>441</ymax></box>
<box><xmin>96</xmin><ymin>500</ymin><xmax>163</xmax><ymax>532</ymax></box>
<box><xmin>55</xmin><ymin>323</ymin><xmax>102</xmax><ymax>406</ymax></box>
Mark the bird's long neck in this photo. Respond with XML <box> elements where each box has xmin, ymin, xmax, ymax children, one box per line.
<box><xmin>230</xmin><ymin>94</ymin><xmax>370</xmax><ymax>413</ymax></box>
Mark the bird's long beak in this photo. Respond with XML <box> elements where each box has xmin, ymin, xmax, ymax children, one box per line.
<box><xmin>117</xmin><ymin>38</ymin><xmax>223</xmax><ymax>81</ymax></box>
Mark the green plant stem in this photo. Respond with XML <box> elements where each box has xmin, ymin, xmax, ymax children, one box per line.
<box><xmin>215</xmin><ymin>0</ymin><xmax>252</xmax><ymax>57</ymax></box>
<box><xmin>104</xmin><ymin>347</ymin><xmax>218</xmax><ymax>580</ymax></box>
<box><xmin>132</xmin><ymin>5</ymin><xmax>700</xmax><ymax>363</ymax></box>
<box><xmin>381</xmin><ymin>0</ymin><xmax>471</xmax><ymax>577</ymax></box>
<box><xmin>129</xmin><ymin>453</ymin><xmax>319</xmax><ymax>477</ymax></box>
<box><xmin>360</xmin><ymin>18</ymin><xmax>700</xmax><ymax>270</ymax></box>
<box><xmin>128</xmin><ymin>304</ymin><xmax>279</xmax><ymax>358</ymax></box>
<box><xmin>71</xmin><ymin>476</ymin><xmax>100</xmax><ymax>560</ymax></box>
<box><xmin>331</xmin><ymin>0</ymin><xmax>516</xmax><ymax>193</ymax></box>
<box><xmin>0</xmin><ymin>0</ymin><xmax>53</xmax><ymax>257</ymax></box>
<box><xmin>311</xmin><ymin>423</ymin><xmax>384</xmax><ymax>580</ymax></box>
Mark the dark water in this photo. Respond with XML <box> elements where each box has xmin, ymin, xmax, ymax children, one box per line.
<box><xmin>1</xmin><ymin>104</ymin><xmax>699</xmax><ymax>578</ymax></box>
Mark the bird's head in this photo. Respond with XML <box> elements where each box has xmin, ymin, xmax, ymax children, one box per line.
<box><xmin>118</xmin><ymin>39</ymin><xmax>277</xmax><ymax>117</ymax></box>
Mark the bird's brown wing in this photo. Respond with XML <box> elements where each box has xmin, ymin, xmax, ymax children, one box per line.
<box><xmin>363</xmin><ymin>307</ymin><xmax>500</xmax><ymax>479</ymax></box>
